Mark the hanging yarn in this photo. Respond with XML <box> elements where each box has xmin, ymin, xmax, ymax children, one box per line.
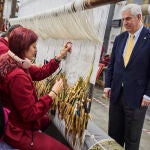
<box><xmin>9</xmin><ymin>0</ymin><xmax>111</xmax><ymax>86</ymax></box>
<box><xmin>9</xmin><ymin>0</ymin><xmax>109</xmax><ymax>42</ymax></box>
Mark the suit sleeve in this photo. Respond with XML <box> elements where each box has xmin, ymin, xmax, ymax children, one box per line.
<box><xmin>144</xmin><ymin>73</ymin><xmax>150</xmax><ymax>97</ymax></box>
<box><xmin>29</xmin><ymin>58</ymin><xmax>60</xmax><ymax>81</ymax></box>
<box><xmin>105</xmin><ymin>36</ymin><xmax>118</xmax><ymax>88</ymax></box>
<box><xmin>144</xmin><ymin>35</ymin><xmax>150</xmax><ymax>98</ymax></box>
<box><xmin>9</xmin><ymin>73</ymin><xmax>53</xmax><ymax>123</ymax></box>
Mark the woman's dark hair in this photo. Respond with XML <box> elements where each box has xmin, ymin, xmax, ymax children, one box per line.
<box><xmin>5</xmin><ymin>24</ymin><xmax>22</xmax><ymax>37</ymax></box>
<box><xmin>9</xmin><ymin>27</ymin><xmax>38</xmax><ymax>58</ymax></box>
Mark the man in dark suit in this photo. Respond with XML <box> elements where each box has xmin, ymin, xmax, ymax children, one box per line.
<box><xmin>104</xmin><ymin>3</ymin><xmax>150</xmax><ymax>150</ymax></box>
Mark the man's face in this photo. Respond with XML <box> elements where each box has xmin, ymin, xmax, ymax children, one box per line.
<box><xmin>122</xmin><ymin>10</ymin><xmax>141</xmax><ymax>34</ymax></box>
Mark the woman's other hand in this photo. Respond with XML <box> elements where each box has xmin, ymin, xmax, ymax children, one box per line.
<box><xmin>48</xmin><ymin>78</ymin><xmax>63</xmax><ymax>99</ymax></box>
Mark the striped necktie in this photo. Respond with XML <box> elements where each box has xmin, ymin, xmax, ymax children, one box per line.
<box><xmin>124</xmin><ymin>34</ymin><xmax>134</xmax><ymax>67</ymax></box>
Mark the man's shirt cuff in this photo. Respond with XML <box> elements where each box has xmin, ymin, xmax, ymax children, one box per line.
<box><xmin>104</xmin><ymin>87</ymin><xmax>111</xmax><ymax>92</ymax></box>
<box><xmin>143</xmin><ymin>95</ymin><xmax>150</xmax><ymax>101</ymax></box>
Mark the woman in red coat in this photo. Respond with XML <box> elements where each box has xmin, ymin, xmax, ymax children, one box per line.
<box><xmin>0</xmin><ymin>27</ymin><xmax>71</xmax><ymax>150</ymax></box>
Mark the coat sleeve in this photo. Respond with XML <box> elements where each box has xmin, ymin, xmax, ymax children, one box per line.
<box><xmin>8</xmin><ymin>73</ymin><xmax>53</xmax><ymax>123</ymax></box>
<box><xmin>144</xmin><ymin>32</ymin><xmax>150</xmax><ymax>97</ymax></box>
<box><xmin>105</xmin><ymin>36</ymin><xmax>118</xmax><ymax>88</ymax></box>
<box><xmin>0</xmin><ymin>43</ymin><xmax>9</xmax><ymax>55</ymax></box>
<box><xmin>29</xmin><ymin>58</ymin><xmax>60</xmax><ymax>81</ymax></box>
<box><xmin>144</xmin><ymin>73</ymin><xmax>150</xmax><ymax>97</ymax></box>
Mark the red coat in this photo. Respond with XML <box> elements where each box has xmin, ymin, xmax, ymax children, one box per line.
<box><xmin>0</xmin><ymin>57</ymin><xmax>69</xmax><ymax>150</ymax></box>
<box><xmin>0</xmin><ymin>37</ymin><xmax>9</xmax><ymax>56</ymax></box>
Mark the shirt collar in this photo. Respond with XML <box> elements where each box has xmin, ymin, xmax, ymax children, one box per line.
<box><xmin>128</xmin><ymin>25</ymin><xmax>143</xmax><ymax>38</ymax></box>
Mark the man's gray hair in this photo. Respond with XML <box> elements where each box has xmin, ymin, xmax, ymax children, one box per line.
<box><xmin>121</xmin><ymin>4</ymin><xmax>142</xmax><ymax>17</ymax></box>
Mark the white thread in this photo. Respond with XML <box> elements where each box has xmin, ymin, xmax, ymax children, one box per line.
<box><xmin>8</xmin><ymin>50</ymin><xmax>23</xmax><ymax>63</ymax></box>
<box><xmin>8</xmin><ymin>50</ymin><xmax>31</xmax><ymax>69</ymax></box>
<box><xmin>9</xmin><ymin>0</ymin><xmax>106</xmax><ymax>43</ymax></box>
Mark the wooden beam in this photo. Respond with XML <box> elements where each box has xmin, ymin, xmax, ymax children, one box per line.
<box><xmin>83</xmin><ymin>0</ymin><xmax>124</xmax><ymax>9</ymax></box>
<box><xmin>10</xmin><ymin>0</ymin><xmax>17</xmax><ymax>18</ymax></box>
<box><xmin>83</xmin><ymin>1</ymin><xmax>150</xmax><ymax>16</ymax></box>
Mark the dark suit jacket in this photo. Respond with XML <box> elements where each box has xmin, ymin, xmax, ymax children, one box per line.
<box><xmin>105</xmin><ymin>26</ymin><xmax>150</xmax><ymax>108</ymax></box>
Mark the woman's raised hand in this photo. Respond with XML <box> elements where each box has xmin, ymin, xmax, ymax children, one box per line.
<box><xmin>55</xmin><ymin>41</ymin><xmax>72</xmax><ymax>61</ymax></box>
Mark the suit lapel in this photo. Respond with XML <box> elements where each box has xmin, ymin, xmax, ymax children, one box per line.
<box><xmin>126</xmin><ymin>27</ymin><xmax>148</xmax><ymax>67</ymax></box>
<box><xmin>118</xmin><ymin>32</ymin><xmax>128</xmax><ymax>67</ymax></box>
